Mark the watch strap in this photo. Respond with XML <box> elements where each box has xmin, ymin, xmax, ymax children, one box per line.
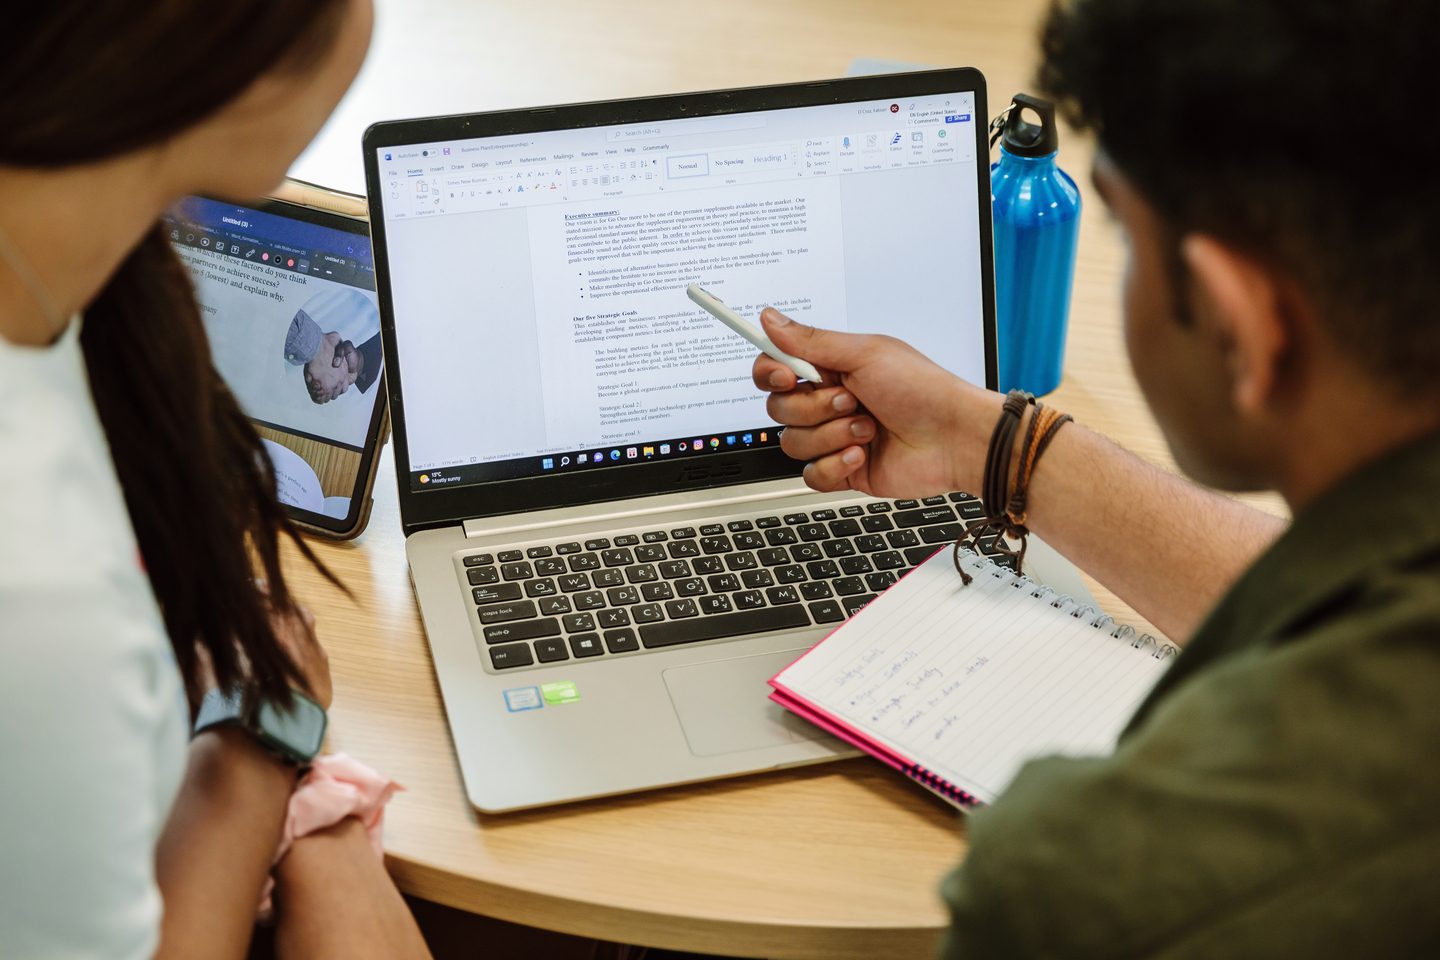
<box><xmin>193</xmin><ymin>687</ymin><xmax>248</xmax><ymax>738</ymax></box>
<box><xmin>193</xmin><ymin>687</ymin><xmax>326</xmax><ymax>766</ymax></box>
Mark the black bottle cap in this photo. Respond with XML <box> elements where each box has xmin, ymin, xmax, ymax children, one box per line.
<box><xmin>1000</xmin><ymin>94</ymin><xmax>1059</xmax><ymax>158</ymax></box>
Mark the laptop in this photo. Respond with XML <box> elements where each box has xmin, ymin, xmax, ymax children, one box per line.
<box><xmin>363</xmin><ymin>68</ymin><xmax>1094</xmax><ymax>812</ymax></box>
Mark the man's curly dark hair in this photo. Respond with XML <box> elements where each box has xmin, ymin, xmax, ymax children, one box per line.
<box><xmin>1038</xmin><ymin>0</ymin><xmax>1440</xmax><ymax>394</ymax></box>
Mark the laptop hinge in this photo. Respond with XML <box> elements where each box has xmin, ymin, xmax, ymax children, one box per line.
<box><xmin>461</xmin><ymin>477</ymin><xmax>820</xmax><ymax>539</ymax></box>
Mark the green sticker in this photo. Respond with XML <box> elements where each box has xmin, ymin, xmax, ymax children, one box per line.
<box><xmin>541</xmin><ymin>680</ymin><xmax>580</xmax><ymax>704</ymax></box>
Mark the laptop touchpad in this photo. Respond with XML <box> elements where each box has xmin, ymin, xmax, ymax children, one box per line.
<box><xmin>662</xmin><ymin>649</ymin><xmax>825</xmax><ymax>757</ymax></box>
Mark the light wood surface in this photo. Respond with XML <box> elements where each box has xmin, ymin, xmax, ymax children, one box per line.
<box><xmin>280</xmin><ymin>2</ymin><xmax>1286</xmax><ymax>957</ymax></box>
<box><xmin>254</xmin><ymin>424</ymin><xmax>360</xmax><ymax>499</ymax></box>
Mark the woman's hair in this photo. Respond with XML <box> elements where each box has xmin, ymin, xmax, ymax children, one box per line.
<box><xmin>2</xmin><ymin>2</ymin><xmax>350</xmax><ymax>707</ymax></box>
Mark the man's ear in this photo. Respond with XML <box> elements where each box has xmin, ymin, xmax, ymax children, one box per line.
<box><xmin>1181</xmin><ymin>235</ymin><xmax>1290</xmax><ymax>415</ymax></box>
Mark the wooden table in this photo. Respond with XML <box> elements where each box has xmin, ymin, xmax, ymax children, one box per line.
<box><xmin>281</xmin><ymin>2</ymin><xmax>1283</xmax><ymax>956</ymax></box>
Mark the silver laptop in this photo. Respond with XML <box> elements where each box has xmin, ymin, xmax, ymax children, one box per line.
<box><xmin>363</xmin><ymin>69</ymin><xmax>1093</xmax><ymax>812</ymax></box>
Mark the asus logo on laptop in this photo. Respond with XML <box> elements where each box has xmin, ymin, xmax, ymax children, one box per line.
<box><xmin>675</xmin><ymin>463</ymin><xmax>741</xmax><ymax>484</ymax></box>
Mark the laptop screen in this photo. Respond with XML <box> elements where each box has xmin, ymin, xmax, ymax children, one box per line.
<box><xmin>371</xmin><ymin>86</ymin><xmax>987</xmax><ymax>495</ymax></box>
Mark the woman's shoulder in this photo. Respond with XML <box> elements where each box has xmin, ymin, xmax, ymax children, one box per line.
<box><xmin>0</xmin><ymin>320</ymin><xmax>155</xmax><ymax>588</ymax></box>
<box><xmin>0</xmin><ymin>312</ymin><xmax>182</xmax><ymax>717</ymax></box>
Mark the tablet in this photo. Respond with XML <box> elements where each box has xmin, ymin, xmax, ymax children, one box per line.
<box><xmin>164</xmin><ymin>195</ymin><xmax>388</xmax><ymax>539</ymax></box>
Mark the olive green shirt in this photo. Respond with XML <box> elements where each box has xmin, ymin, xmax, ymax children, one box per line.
<box><xmin>940</xmin><ymin>430</ymin><xmax>1440</xmax><ymax>959</ymax></box>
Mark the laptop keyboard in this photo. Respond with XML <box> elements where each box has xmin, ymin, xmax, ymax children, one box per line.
<box><xmin>459</xmin><ymin>493</ymin><xmax>1002</xmax><ymax>672</ymax></box>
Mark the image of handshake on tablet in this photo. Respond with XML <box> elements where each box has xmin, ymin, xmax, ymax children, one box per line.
<box><xmin>283</xmin><ymin>288</ymin><xmax>384</xmax><ymax>405</ymax></box>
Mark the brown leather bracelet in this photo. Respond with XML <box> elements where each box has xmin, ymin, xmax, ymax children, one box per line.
<box><xmin>1008</xmin><ymin>406</ymin><xmax>1071</xmax><ymax>527</ymax></box>
<box><xmin>982</xmin><ymin>390</ymin><xmax>1033</xmax><ymax>519</ymax></box>
<box><xmin>954</xmin><ymin>392</ymin><xmax>1070</xmax><ymax>585</ymax></box>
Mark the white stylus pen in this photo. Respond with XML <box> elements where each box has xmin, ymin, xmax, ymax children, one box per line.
<box><xmin>685</xmin><ymin>283</ymin><xmax>824</xmax><ymax>383</ymax></box>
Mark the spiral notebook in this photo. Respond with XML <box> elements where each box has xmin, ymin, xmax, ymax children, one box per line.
<box><xmin>769</xmin><ymin>548</ymin><xmax>1179</xmax><ymax>808</ymax></box>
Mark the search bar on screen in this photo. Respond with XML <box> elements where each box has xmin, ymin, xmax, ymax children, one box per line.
<box><xmin>606</xmin><ymin>114</ymin><xmax>767</xmax><ymax>142</ymax></box>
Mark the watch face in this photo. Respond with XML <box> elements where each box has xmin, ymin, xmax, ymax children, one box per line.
<box><xmin>256</xmin><ymin>695</ymin><xmax>327</xmax><ymax>761</ymax></box>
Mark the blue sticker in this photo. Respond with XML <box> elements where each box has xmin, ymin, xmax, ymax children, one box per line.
<box><xmin>504</xmin><ymin>686</ymin><xmax>543</xmax><ymax>712</ymax></box>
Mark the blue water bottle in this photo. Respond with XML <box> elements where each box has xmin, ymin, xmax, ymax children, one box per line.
<box><xmin>990</xmin><ymin>94</ymin><xmax>1081</xmax><ymax>395</ymax></box>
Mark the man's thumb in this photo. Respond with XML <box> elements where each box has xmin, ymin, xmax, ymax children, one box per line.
<box><xmin>759</xmin><ymin>308</ymin><xmax>866</xmax><ymax>373</ymax></box>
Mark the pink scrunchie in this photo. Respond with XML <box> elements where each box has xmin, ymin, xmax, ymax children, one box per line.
<box><xmin>257</xmin><ymin>752</ymin><xmax>402</xmax><ymax>921</ymax></box>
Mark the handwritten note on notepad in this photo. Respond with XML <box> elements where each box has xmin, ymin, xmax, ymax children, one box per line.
<box><xmin>770</xmin><ymin>549</ymin><xmax>1174</xmax><ymax>806</ymax></box>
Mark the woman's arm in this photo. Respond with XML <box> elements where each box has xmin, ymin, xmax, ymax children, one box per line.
<box><xmin>152</xmin><ymin>729</ymin><xmax>295</xmax><ymax>960</ymax></box>
<box><xmin>156</xmin><ymin>738</ymin><xmax>432</xmax><ymax>960</ymax></box>
<box><xmin>271</xmin><ymin>818</ymin><xmax>432</xmax><ymax>960</ymax></box>
<box><xmin>155</xmin><ymin>602</ymin><xmax>337</xmax><ymax>959</ymax></box>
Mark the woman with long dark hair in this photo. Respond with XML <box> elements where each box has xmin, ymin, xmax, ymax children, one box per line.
<box><xmin>0</xmin><ymin>3</ymin><xmax>431</xmax><ymax>956</ymax></box>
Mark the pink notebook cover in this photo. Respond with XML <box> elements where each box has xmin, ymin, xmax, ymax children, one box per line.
<box><xmin>768</xmin><ymin>548</ymin><xmax>983</xmax><ymax>809</ymax></box>
<box><xmin>768</xmin><ymin>686</ymin><xmax>982</xmax><ymax>808</ymax></box>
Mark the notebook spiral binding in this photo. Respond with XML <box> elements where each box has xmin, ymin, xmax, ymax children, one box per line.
<box><xmin>963</xmin><ymin>547</ymin><xmax>1181</xmax><ymax>660</ymax></box>
<box><xmin>902</xmin><ymin>762</ymin><xmax>984</xmax><ymax>809</ymax></box>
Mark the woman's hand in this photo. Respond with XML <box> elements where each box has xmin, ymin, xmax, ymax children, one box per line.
<box><xmin>753</xmin><ymin>308</ymin><xmax>1000</xmax><ymax>496</ymax></box>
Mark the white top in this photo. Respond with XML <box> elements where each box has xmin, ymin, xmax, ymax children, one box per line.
<box><xmin>0</xmin><ymin>318</ymin><xmax>188</xmax><ymax>958</ymax></box>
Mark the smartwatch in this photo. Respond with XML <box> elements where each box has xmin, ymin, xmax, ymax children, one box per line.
<box><xmin>193</xmin><ymin>687</ymin><xmax>327</xmax><ymax>766</ymax></box>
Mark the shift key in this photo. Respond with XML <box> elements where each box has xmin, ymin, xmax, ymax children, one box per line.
<box><xmin>483</xmin><ymin>617</ymin><xmax>560</xmax><ymax>645</ymax></box>
<box><xmin>478</xmin><ymin>600</ymin><xmax>537</xmax><ymax>624</ymax></box>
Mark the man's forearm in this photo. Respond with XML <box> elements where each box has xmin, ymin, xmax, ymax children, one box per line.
<box><xmin>1021</xmin><ymin>422</ymin><xmax>1285</xmax><ymax>642</ymax></box>
<box><xmin>153</xmin><ymin>729</ymin><xmax>294</xmax><ymax>960</ymax></box>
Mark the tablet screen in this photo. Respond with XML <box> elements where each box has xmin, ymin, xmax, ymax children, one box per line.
<box><xmin>164</xmin><ymin>196</ymin><xmax>385</xmax><ymax>532</ymax></box>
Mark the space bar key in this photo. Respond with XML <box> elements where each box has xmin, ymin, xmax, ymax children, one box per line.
<box><xmin>639</xmin><ymin>606</ymin><xmax>812</xmax><ymax>649</ymax></box>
